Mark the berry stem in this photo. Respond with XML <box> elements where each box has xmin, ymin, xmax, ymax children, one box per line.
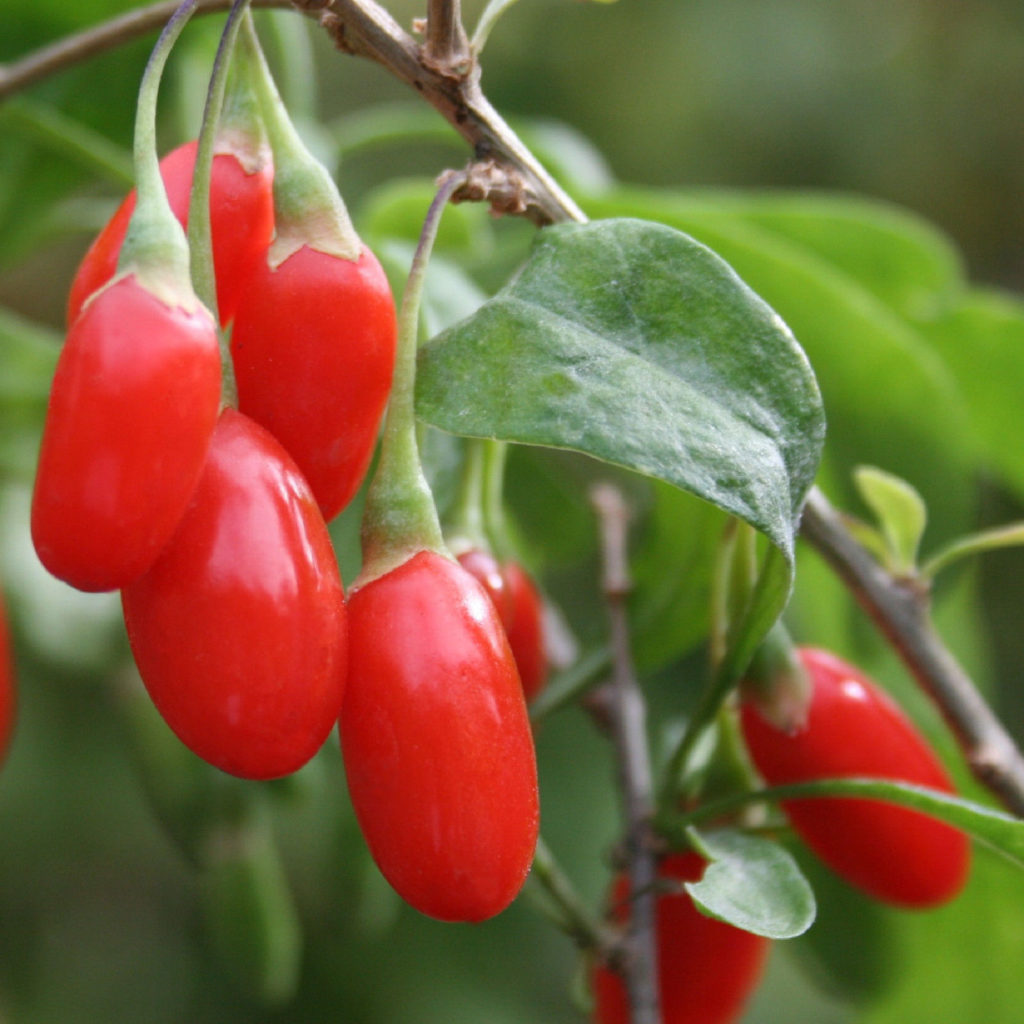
<box><xmin>481</xmin><ymin>438</ymin><xmax>513</xmax><ymax>557</ymax></box>
<box><xmin>236</xmin><ymin>12</ymin><xmax>360</xmax><ymax>266</ymax></box>
<box><xmin>446</xmin><ymin>438</ymin><xmax>489</xmax><ymax>552</ymax></box>
<box><xmin>356</xmin><ymin>172</ymin><xmax>466</xmax><ymax>588</ymax></box>
<box><xmin>528</xmin><ymin>835</ymin><xmax>613</xmax><ymax>953</ymax></box>
<box><xmin>187</xmin><ymin>0</ymin><xmax>253</xmax><ymax>331</ymax></box>
<box><xmin>117</xmin><ymin>0</ymin><xmax>196</xmax><ymax>294</ymax></box>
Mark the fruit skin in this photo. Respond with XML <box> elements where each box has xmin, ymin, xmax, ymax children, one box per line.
<box><xmin>32</xmin><ymin>276</ymin><xmax>221</xmax><ymax>592</ymax></box>
<box><xmin>503</xmin><ymin>560</ymin><xmax>548</xmax><ymax>701</ymax></box>
<box><xmin>740</xmin><ymin>646</ymin><xmax>970</xmax><ymax>908</ymax></box>
<box><xmin>230</xmin><ymin>244</ymin><xmax>397</xmax><ymax>522</ymax></box>
<box><xmin>0</xmin><ymin>588</ymin><xmax>14</xmax><ymax>766</ymax></box>
<box><xmin>593</xmin><ymin>853</ymin><xmax>769</xmax><ymax>1024</ymax></box>
<box><xmin>122</xmin><ymin>408</ymin><xmax>347</xmax><ymax>780</ymax></box>
<box><xmin>340</xmin><ymin>550</ymin><xmax>539</xmax><ymax>922</ymax></box>
<box><xmin>67</xmin><ymin>140</ymin><xmax>274</xmax><ymax>327</ymax></box>
<box><xmin>455</xmin><ymin>550</ymin><xmax>548</xmax><ymax>700</ymax></box>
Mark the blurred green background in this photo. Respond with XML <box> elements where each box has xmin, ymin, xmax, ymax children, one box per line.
<box><xmin>2</xmin><ymin>1</ymin><xmax>1024</xmax><ymax>1022</ymax></box>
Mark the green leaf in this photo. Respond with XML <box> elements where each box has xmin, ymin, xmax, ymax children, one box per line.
<box><xmin>584</xmin><ymin>189</ymin><xmax>976</xmax><ymax>542</ymax></box>
<box><xmin>685</xmin><ymin>827</ymin><xmax>816</xmax><ymax>939</ymax></box>
<box><xmin>419</xmin><ymin>217</ymin><xmax>821</xmax><ymax>542</ymax></box>
<box><xmin>701</xmin><ymin>190</ymin><xmax>964</xmax><ymax>320</ymax></box>
<box><xmin>417</xmin><ymin>217</ymin><xmax>824</xmax><ymax>679</ymax></box>
<box><xmin>853</xmin><ymin>465</ymin><xmax>927</xmax><ymax>574</ymax></box>
<box><xmin>917</xmin><ymin>289</ymin><xmax>1024</xmax><ymax>504</ymax></box>
<box><xmin>923</xmin><ymin>521</ymin><xmax>1024</xmax><ymax>580</ymax></box>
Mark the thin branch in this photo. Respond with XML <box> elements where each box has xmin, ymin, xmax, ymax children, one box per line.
<box><xmin>801</xmin><ymin>486</ymin><xmax>1024</xmax><ymax>817</ymax></box>
<box><xmin>422</xmin><ymin>0</ymin><xmax>470</xmax><ymax>75</ymax></box>
<box><xmin>2</xmin><ymin>0</ymin><xmax>585</xmax><ymax>227</ymax></box>
<box><xmin>0</xmin><ymin>0</ymin><xmax>285</xmax><ymax>101</ymax></box>
<box><xmin>590</xmin><ymin>482</ymin><xmax>661</xmax><ymax>1024</ymax></box>
<box><xmin>299</xmin><ymin>0</ymin><xmax>585</xmax><ymax>224</ymax></box>
<box><xmin>529</xmin><ymin>835</ymin><xmax>614</xmax><ymax>954</ymax></box>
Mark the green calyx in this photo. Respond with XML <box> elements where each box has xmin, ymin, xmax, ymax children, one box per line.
<box><xmin>118</xmin><ymin>0</ymin><xmax>203</xmax><ymax>313</ymax></box>
<box><xmin>355</xmin><ymin>174</ymin><xmax>466</xmax><ymax>591</ymax></box>
<box><xmin>739</xmin><ymin>621</ymin><xmax>812</xmax><ymax>734</ymax></box>
<box><xmin>237</xmin><ymin>11</ymin><xmax>361</xmax><ymax>269</ymax></box>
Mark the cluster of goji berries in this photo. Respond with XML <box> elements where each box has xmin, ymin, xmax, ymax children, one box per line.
<box><xmin>593</xmin><ymin>644</ymin><xmax>970</xmax><ymax>1023</ymax></box>
<box><xmin>29</xmin><ymin>15</ymin><xmax>545</xmax><ymax>925</ymax></box>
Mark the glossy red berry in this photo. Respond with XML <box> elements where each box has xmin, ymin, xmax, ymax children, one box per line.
<box><xmin>230</xmin><ymin>244</ymin><xmax>397</xmax><ymax>522</ymax></box>
<box><xmin>122</xmin><ymin>408</ymin><xmax>347</xmax><ymax>780</ymax></box>
<box><xmin>31</xmin><ymin>275</ymin><xmax>221</xmax><ymax>592</ymax></box>
<box><xmin>740</xmin><ymin>646</ymin><xmax>970</xmax><ymax>907</ymax></box>
<box><xmin>340</xmin><ymin>550</ymin><xmax>539</xmax><ymax>922</ymax></box>
<box><xmin>456</xmin><ymin>548</ymin><xmax>514</xmax><ymax>622</ymax></box>
<box><xmin>67</xmin><ymin>140</ymin><xmax>274</xmax><ymax>327</ymax></box>
<box><xmin>503</xmin><ymin>560</ymin><xmax>548</xmax><ymax>701</ymax></box>
<box><xmin>456</xmin><ymin>550</ymin><xmax>548</xmax><ymax>700</ymax></box>
<box><xmin>0</xmin><ymin>588</ymin><xmax>15</xmax><ymax>766</ymax></box>
<box><xmin>593</xmin><ymin>853</ymin><xmax>769</xmax><ymax>1024</ymax></box>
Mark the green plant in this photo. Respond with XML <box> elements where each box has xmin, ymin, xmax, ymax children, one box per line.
<box><xmin>3</xmin><ymin>1</ymin><xmax>1024</xmax><ymax>1022</ymax></box>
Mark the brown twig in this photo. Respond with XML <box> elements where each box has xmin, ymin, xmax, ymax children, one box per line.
<box><xmin>801</xmin><ymin>486</ymin><xmax>1024</xmax><ymax>817</ymax></box>
<box><xmin>299</xmin><ymin>0</ymin><xmax>584</xmax><ymax>224</ymax></box>
<box><xmin>590</xmin><ymin>482</ymin><xmax>662</xmax><ymax>1024</ymax></box>
<box><xmin>1</xmin><ymin>0</ymin><xmax>584</xmax><ymax>226</ymax></box>
<box><xmin>0</xmin><ymin>0</ymin><xmax>283</xmax><ymax>100</ymax></box>
<box><xmin>421</xmin><ymin>0</ymin><xmax>470</xmax><ymax>76</ymax></box>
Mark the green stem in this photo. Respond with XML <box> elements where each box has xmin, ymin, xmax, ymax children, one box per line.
<box><xmin>658</xmin><ymin>776</ymin><xmax>983</xmax><ymax>841</ymax></box>
<box><xmin>187</xmin><ymin>0</ymin><xmax>254</xmax><ymax>403</ymax></box>
<box><xmin>481</xmin><ymin>438</ymin><xmax>513</xmax><ymax>557</ymax></box>
<box><xmin>471</xmin><ymin>0</ymin><xmax>521</xmax><ymax>54</ymax></box>
<box><xmin>237</xmin><ymin>12</ymin><xmax>359</xmax><ymax>265</ymax></box>
<box><xmin>528</xmin><ymin>835</ymin><xmax>610</xmax><ymax>952</ymax></box>
<box><xmin>922</xmin><ymin>521</ymin><xmax>1024</xmax><ymax>581</ymax></box>
<box><xmin>659</xmin><ymin>544</ymin><xmax>786</xmax><ymax>811</ymax></box>
<box><xmin>356</xmin><ymin>173</ymin><xmax>466</xmax><ymax>587</ymax></box>
<box><xmin>188</xmin><ymin>0</ymin><xmax>252</xmax><ymax>325</ymax></box>
<box><xmin>446</xmin><ymin>437</ymin><xmax>489</xmax><ymax>552</ymax></box>
<box><xmin>118</xmin><ymin>0</ymin><xmax>197</xmax><ymax>285</ymax></box>
<box><xmin>708</xmin><ymin>519</ymin><xmax>739</xmax><ymax>669</ymax></box>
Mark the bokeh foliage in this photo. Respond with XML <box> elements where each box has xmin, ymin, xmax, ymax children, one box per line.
<box><xmin>2</xmin><ymin>2</ymin><xmax>1024</xmax><ymax>1022</ymax></box>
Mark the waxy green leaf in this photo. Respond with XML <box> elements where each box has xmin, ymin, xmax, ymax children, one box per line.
<box><xmin>686</xmin><ymin>828</ymin><xmax>816</xmax><ymax>939</ymax></box>
<box><xmin>417</xmin><ymin>217</ymin><xmax>824</xmax><ymax>666</ymax></box>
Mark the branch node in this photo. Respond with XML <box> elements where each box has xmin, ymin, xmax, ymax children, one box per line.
<box><xmin>451</xmin><ymin>158</ymin><xmax>531</xmax><ymax>217</ymax></box>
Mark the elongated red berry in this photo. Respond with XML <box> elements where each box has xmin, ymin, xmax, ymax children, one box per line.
<box><xmin>593</xmin><ymin>853</ymin><xmax>769</xmax><ymax>1024</ymax></box>
<box><xmin>231</xmin><ymin>244</ymin><xmax>397</xmax><ymax>521</ymax></box>
<box><xmin>456</xmin><ymin>550</ymin><xmax>548</xmax><ymax>700</ymax></box>
<box><xmin>341</xmin><ymin>550</ymin><xmax>539</xmax><ymax>922</ymax></box>
<box><xmin>740</xmin><ymin>646</ymin><xmax>970</xmax><ymax>907</ymax></box>
<box><xmin>122</xmin><ymin>408</ymin><xmax>347</xmax><ymax>780</ymax></box>
<box><xmin>503</xmin><ymin>560</ymin><xmax>548</xmax><ymax>701</ymax></box>
<box><xmin>32</xmin><ymin>275</ymin><xmax>221</xmax><ymax>592</ymax></box>
<box><xmin>67</xmin><ymin>141</ymin><xmax>274</xmax><ymax>327</ymax></box>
